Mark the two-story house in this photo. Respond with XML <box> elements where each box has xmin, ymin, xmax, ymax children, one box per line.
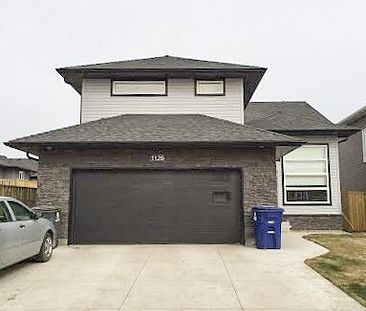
<box><xmin>6</xmin><ymin>56</ymin><xmax>357</xmax><ymax>245</ymax></box>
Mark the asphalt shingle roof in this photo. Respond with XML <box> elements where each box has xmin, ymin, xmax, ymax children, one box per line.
<box><xmin>57</xmin><ymin>55</ymin><xmax>265</xmax><ymax>71</ymax></box>
<box><xmin>245</xmin><ymin>101</ymin><xmax>359</xmax><ymax>136</ymax></box>
<box><xmin>338</xmin><ymin>105</ymin><xmax>366</xmax><ymax>126</ymax></box>
<box><xmin>6</xmin><ymin>114</ymin><xmax>301</xmax><ymax>150</ymax></box>
<box><xmin>0</xmin><ymin>156</ymin><xmax>38</xmax><ymax>172</ymax></box>
<box><xmin>56</xmin><ymin>56</ymin><xmax>266</xmax><ymax>104</ymax></box>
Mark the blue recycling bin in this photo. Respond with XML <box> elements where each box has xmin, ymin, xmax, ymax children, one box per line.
<box><xmin>252</xmin><ymin>205</ymin><xmax>284</xmax><ymax>249</ymax></box>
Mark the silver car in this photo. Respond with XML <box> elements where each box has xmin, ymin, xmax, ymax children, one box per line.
<box><xmin>0</xmin><ymin>197</ymin><xmax>57</xmax><ymax>270</ymax></box>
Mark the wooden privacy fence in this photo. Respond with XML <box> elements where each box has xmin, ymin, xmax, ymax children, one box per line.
<box><xmin>342</xmin><ymin>191</ymin><xmax>366</xmax><ymax>232</ymax></box>
<box><xmin>0</xmin><ymin>179</ymin><xmax>37</xmax><ymax>207</ymax></box>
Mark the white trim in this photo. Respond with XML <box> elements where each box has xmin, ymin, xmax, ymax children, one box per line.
<box><xmin>18</xmin><ymin>171</ymin><xmax>25</xmax><ymax>180</ymax></box>
<box><xmin>112</xmin><ymin>80</ymin><xmax>166</xmax><ymax>95</ymax></box>
<box><xmin>362</xmin><ymin>129</ymin><xmax>366</xmax><ymax>162</ymax></box>
<box><xmin>277</xmin><ymin>138</ymin><xmax>342</xmax><ymax>215</ymax></box>
<box><xmin>196</xmin><ymin>80</ymin><xmax>224</xmax><ymax>95</ymax></box>
<box><xmin>285</xmin><ymin>173</ymin><xmax>328</xmax><ymax>176</ymax></box>
<box><xmin>283</xmin><ymin>145</ymin><xmax>330</xmax><ymax>205</ymax></box>
<box><xmin>241</xmin><ymin>80</ymin><xmax>244</xmax><ymax>124</ymax></box>
<box><xmin>283</xmin><ymin>209</ymin><xmax>341</xmax><ymax>215</ymax></box>
<box><xmin>284</xmin><ymin>158</ymin><xmax>327</xmax><ymax>161</ymax></box>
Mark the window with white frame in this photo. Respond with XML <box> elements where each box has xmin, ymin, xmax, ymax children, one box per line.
<box><xmin>195</xmin><ymin>80</ymin><xmax>224</xmax><ymax>95</ymax></box>
<box><xmin>18</xmin><ymin>170</ymin><xmax>25</xmax><ymax>180</ymax></box>
<box><xmin>362</xmin><ymin>129</ymin><xmax>366</xmax><ymax>162</ymax></box>
<box><xmin>282</xmin><ymin>145</ymin><xmax>330</xmax><ymax>205</ymax></box>
<box><xmin>111</xmin><ymin>80</ymin><xmax>166</xmax><ymax>96</ymax></box>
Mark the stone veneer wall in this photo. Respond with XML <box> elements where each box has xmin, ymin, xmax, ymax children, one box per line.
<box><xmin>283</xmin><ymin>215</ymin><xmax>342</xmax><ymax>230</ymax></box>
<box><xmin>36</xmin><ymin>147</ymin><xmax>278</xmax><ymax>244</ymax></box>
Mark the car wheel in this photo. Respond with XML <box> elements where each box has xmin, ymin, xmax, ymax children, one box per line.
<box><xmin>34</xmin><ymin>232</ymin><xmax>54</xmax><ymax>262</ymax></box>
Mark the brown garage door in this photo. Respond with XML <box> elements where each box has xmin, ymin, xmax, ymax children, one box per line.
<box><xmin>70</xmin><ymin>169</ymin><xmax>242</xmax><ymax>244</ymax></box>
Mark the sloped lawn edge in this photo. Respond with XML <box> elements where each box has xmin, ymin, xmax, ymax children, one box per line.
<box><xmin>303</xmin><ymin>234</ymin><xmax>366</xmax><ymax>308</ymax></box>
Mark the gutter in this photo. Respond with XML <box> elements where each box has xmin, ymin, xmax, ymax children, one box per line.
<box><xmin>5</xmin><ymin>140</ymin><xmax>305</xmax><ymax>155</ymax></box>
<box><xmin>272</xmin><ymin>129</ymin><xmax>360</xmax><ymax>138</ymax></box>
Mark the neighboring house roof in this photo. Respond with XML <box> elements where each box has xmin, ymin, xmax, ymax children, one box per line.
<box><xmin>5</xmin><ymin>114</ymin><xmax>303</xmax><ymax>153</ymax></box>
<box><xmin>56</xmin><ymin>55</ymin><xmax>266</xmax><ymax>105</ymax></box>
<box><xmin>338</xmin><ymin>105</ymin><xmax>366</xmax><ymax>126</ymax></box>
<box><xmin>245</xmin><ymin>101</ymin><xmax>359</xmax><ymax>137</ymax></box>
<box><xmin>0</xmin><ymin>155</ymin><xmax>38</xmax><ymax>172</ymax></box>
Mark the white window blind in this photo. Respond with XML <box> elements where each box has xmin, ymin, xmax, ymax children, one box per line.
<box><xmin>283</xmin><ymin>145</ymin><xmax>330</xmax><ymax>205</ymax></box>
<box><xmin>112</xmin><ymin>81</ymin><xmax>166</xmax><ymax>95</ymax></box>
<box><xmin>196</xmin><ymin>80</ymin><xmax>224</xmax><ymax>95</ymax></box>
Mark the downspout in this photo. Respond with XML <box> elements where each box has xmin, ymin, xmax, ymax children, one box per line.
<box><xmin>242</xmin><ymin>76</ymin><xmax>246</xmax><ymax>125</ymax></box>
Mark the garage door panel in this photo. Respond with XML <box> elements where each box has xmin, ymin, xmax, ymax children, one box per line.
<box><xmin>71</xmin><ymin>169</ymin><xmax>241</xmax><ymax>244</ymax></box>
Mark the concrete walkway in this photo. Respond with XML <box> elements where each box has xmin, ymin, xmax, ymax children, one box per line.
<box><xmin>0</xmin><ymin>231</ymin><xmax>364</xmax><ymax>311</ymax></box>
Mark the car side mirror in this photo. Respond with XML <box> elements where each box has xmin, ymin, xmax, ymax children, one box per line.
<box><xmin>32</xmin><ymin>212</ymin><xmax>41</xmax><ymax>220</ymax></box>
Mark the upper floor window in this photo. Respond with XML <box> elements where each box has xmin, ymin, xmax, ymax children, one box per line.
<box><xmin>283</xmin><ymin>145</ymin><xmax>331</xmax><ymax>205</ymax></box>
<box><xmin>195</xmin><ymin>79</ymin><xmax>225</xmax><ymax>96</ymax></box>
<box><xmin>111</xmin><ymin>80</ymin><xmax>167</xmax><ymax>96</ymax></box>
<box><xmin>18</xmin><ymin>170</ymin><xmax>25</xmax><ymax>180</ymax></box>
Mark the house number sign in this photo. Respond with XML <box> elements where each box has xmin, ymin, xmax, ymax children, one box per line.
<box><xmin>150</xmin><ymin>154</ymin><xmax>165</xmax><ymax>162</ymax></box>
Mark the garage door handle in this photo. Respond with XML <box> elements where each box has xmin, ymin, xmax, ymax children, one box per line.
<box><xmin>19</xmin><ymin>224</ymin><xmax>25</xmax><ymax>228</ymax></box>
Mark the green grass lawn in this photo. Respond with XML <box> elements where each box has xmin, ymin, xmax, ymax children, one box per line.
<box><xmin>304</xmin><ymin>233</ymin><xmax>366</xmax><ymax>307</ymax></box>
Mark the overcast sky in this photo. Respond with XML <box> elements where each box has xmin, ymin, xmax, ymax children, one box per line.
<box><xmin>1</xmin><ymin>0</ymin><xmax>366</xmax><ymax>157</ymax></box>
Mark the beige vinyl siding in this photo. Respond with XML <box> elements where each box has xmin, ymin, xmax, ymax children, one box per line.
<box><xmin>81</xmin><ymin>78</ymin><xmax>244</xmax><ymax>124</ymax></box>
<box><xmin>276</xmin><ymin>137</ymin><xmax>342</xmax><ymax>215</ymax></box>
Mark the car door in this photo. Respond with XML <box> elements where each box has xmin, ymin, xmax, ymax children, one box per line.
<box><xmin>7</xmin><ymin>200</ymin><xmax>42</xmax><ymax>259</ymax></box>
<box><xmin>0</xmin><ymin>200</ymin><xmax>23</xmax><ymax>268</ymax></box>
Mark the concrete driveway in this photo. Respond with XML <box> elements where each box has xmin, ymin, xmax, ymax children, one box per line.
<box><xmin>0</xmin><ymin>232</ymin><xmax>364</xmax><ymax>311</ymax></box>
